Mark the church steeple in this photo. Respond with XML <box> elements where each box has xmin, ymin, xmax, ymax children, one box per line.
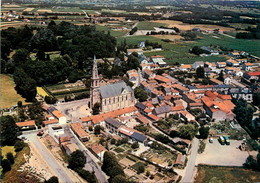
<box><xmin>92</xmin><ymin>55</ymin><xmax>99</xmax><ymax>80</ymax></box>
<box><xmin>90</xmin><ymin>55</ymin><xmax>100</xmax><ymax>109</ymax></box>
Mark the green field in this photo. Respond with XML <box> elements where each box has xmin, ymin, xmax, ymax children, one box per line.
<box><xmin>95</xmin><ymin>25</ymin><xmax>127</xmax><ymax>37</ymax></box>
<box><xmin>136</xmin><ymin>21</ymin><xmax>167</xmax><ymax>30</ymax></box>
<box><xmin>195</xmin><ymin>165</ymin><xmax>260</xmax><ymax>183</ymax></box>
<box><xmin>117</xmin><ymin>32</ymin><xmax>260</xmax><ymax>64</ymax></box>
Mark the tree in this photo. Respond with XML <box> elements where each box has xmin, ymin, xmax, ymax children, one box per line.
<box><xmin>111</xmin><ymin>175</ymin><xmax>127</xmax><ymax>183</ymax></box>
<box><xmin>0</xmin><ymin>116</ymin><xmax>19</xmax><ymax>146</ymax></box>
<box><xmin>243</xmin><ymin>155</ymin><xmax>259</xmax><ymax>171</ymax></box>
<box><xmin>134</xmin><ymin>87</ymin><xmax>148</xmax><ymax>102</ymax></box>
<box><xmin>181</xmin><ymin>31</ymin><xmax>197</xmax><ymax>41</ymax></box>
<box><xmin>127</xmin><ymin>54</ymin><xmax>140</xmax><ymax>70</ymax></box>
<box><xmin>196</xmin><ymin>67</ymin><xmax>205</xmax><ymax>78</ymax></box>
<box><xmin>102</xmin><ymin>151</ymin><xmax>119</xmax><ymax>175</ymax></box>
<box><xmin>217</xmin><ymin>70</ymin><xmax>224</xmax><ymax>82</ymax></box>
<box><xmin>108</xmin><ymin>165</ymin><xmax>125</xmax><ymax>181</ymax></box>
<box><xmin>44</xmin><ymin>96</ymin><xmax>57</xmax><ymax>104</ymax></box>
<box><xmin>94</xmin><ymin>125</ymin><xmax>102</xmax><ymax>135</ymax></box>
<box><xmin>68</xmin><ymin>150</ymin><xmax>86</xmax><ymax>170</ymax></box>
<box><xmin>178</xmin><ymin>124</ymin><xmax>198</xmax><ymax>140</ymax></box>
<box><xmin>131</xmin><ymin>142</ymin><xmax>139</xmax><ymax>149</ymax></box>
<box><xmin>29</xmin><ymin>28</ymin><xmax>58</xmax><ymax>51</ymax></box>
<box><xmin>199</xmin><ymin>126</ymin><xmax>210</xmax><ymax>139</ymax></box>
<box><xmin>137</xmin><ymin>165</ymin><xmax>145</xmax><ymax>174</ymax></box>
<box><xmin>13</xmin><ymin>68</ymin><xmax>37</xmax><ymax>101</ymax></box>
<box><xmin>44</xmin><ymin>176</ymin><xmax>59</xmax><ymax>183</ymax></box>
<box><xmin>2</xmin><ymin>159</ymin><xmax>11</xmax><ymax>172</ymax></box>
<box><xmin>14</xmin><ymin>140</ymin><xmax>25</xmax><ymax>152</ymax></box>
<box><xmin>12</xmin><ymin>48</ymin><xmax>30</xmax><ymax>65</ymax></box>
<box><xmin>76</xmin><ymin>169</ymin><xmax>97</xmax><ymax>183</ymax></box>
<box><xmin>92</xmin><ymin>103</ymin><xmax>100</xmax><ymax>115</ymax></box>
<box><xmin>6</xmin><ymin>152</ymin><xmax>14</xmax><ymax>164</ymax></box>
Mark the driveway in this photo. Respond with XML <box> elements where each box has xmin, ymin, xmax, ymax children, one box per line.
<box><xmin>196</xmin><ymin>139</ymin><xmax>249</xmax><ymax>166</ymax></box>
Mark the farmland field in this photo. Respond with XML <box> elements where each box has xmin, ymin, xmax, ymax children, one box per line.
<box><xmin>95</xmin><ymin>25</ymin><xmax>127</xmax><ymax>37</ymax></box>
<box><xmin>136</xmin><ymin>21</ymin><xmax>167</xmax><ymax>30</ymax></box>
<box><xmin>0</xmin><ymin>74</ymin><xmax>29</xmax><ymax>109</ymax></box>
<box><xmin>117</xmin><ymin>30</ymin><xmax>260</xmax><ymax>64</ymax></box>
<box><xmin>194</xmin><ymin>165</ymin><xmax>260</xmax><ymax>183</ymax></box>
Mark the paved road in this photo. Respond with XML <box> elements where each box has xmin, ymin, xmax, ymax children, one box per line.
<box><xmin>181</xmin><ymin>138</ymin><xmax>199</xmax><ymax>183</ymax></box>
<box><xmin>64</xmin><ymin>126</ymin><xmax>108</xmax><ymax>183</ymax></box>
<box><xmin>21</xmin><ymin>132</ymin><xmax>74</xmax><ymax>183</ymax></box>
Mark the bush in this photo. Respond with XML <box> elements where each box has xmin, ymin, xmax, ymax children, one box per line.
<box><xmin>6</xmin><ymin>152</ymin><xmax>14</xmax><ymax>164</ymax></box>
<box><xmin>111</xmin><ymin>138</ymin><xmax>116</xmax><ymax>145</ymax></box>
<box><xmin>88</xmin><ymin>126</ymin><xmax>93</xmax><ymax>131</ymax></box>
<box><xmin>131</xmin><ymin>142</ymin><xmax>139</xmax><ymax>149</ymax></box>
<box><xmin>2</xmin><ymin>159</ymin><xmax>11</xmax><ymax>172</ymax></box>
<box><xmin>114</xmin><ymin>147</ymin><xmax>124</xmax><ymax>153</ymax></box>
<box><xmin>14</xmin><ymin>140</ymin><xmax>25</xmax><ymax>152</ymax></box>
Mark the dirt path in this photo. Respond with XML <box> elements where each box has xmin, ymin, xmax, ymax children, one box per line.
<box><xmin>21</xmin><ymin>142</ymin><xmax>56</xmax><ymax>181</ymax></box>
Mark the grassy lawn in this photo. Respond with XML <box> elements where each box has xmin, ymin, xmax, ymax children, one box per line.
<box><xmin>1</xmin><ymin>146</ymin><xmax>16</xmax><ymax>158</ymax></box>
<box><xmin>136</xmin><ymin>21</ymin><xmax>167</xmax><ymax>30</ymax></box>
<box><xmin>2</xmin><ymin>144</ymin><xmax>30</xmax><ymax>183</ymax></box>
<box><xmin>0</xmin><ymin>74</ymin><xmax>29</xmax><ymax>109</ymax></box>
<box><xmin>195</xmin><ymin>165</ymin><xmax>260</xmax><ymax>183</ymax></box>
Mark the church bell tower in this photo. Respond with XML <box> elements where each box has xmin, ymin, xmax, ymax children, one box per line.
<box><xmin>90</xmin><ymin>55</ymin><xmax>100</xmax><ymax>108</ymax></box>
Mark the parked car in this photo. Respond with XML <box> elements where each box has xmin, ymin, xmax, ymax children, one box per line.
<box><xmin>218</xmin><ymin>136</ymin><xmax>225</xmax><ymax>145</ymax></box>
<box><xmin>209</xmin><ymin>137</ymin><xmax>213</xmax><ymax>143</ymax></box>
<box><xmin>224</xmin><ymin>136</ymin><xmax>230</xmax><ymax>145</ymax></box>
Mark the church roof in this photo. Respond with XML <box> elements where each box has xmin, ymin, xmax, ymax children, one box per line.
<box><xmin>100</xmin><ymin>81</ymin><xmax>133</xmax><ymax>98</ymax></box>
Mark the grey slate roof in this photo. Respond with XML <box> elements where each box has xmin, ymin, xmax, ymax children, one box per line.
<box><xmin>131</xmin><ymin>132</ymin><xmax>147</xmax><ymax>142</ymax></box>
<box><xmin>214</xmin><ymin>84</ymin><xmax>232</xmax><ymax>88</ymax></box>
<box><xmin>100</xmin><ymin>81</ymin><xmax>133</xmax><ymax>98</ymax></box>
<box><xmin>154</xmin><ymin>105</ymin><xmax>171</xmax><ymax>115</ymax></box>
<box><xmin>135</xmin><ymin>102</ymin><xmax>146</xmax><ymax>110</ymax></box>
<box><xmin>105</xmin><ymin>118</ymin><xmax>122</xmax><ymax>128</ymax></box>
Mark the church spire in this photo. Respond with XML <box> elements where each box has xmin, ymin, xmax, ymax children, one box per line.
<box><xmin>92</xmin><ymin>55</ymin><xmax>99</xmax><ymax>79</ymax></box>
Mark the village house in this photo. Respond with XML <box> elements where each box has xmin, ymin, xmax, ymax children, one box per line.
<box><xmin>61</xmin><ymin>142</ymin><xmax>78</xmax><ymax>155</ymax></box>
<box><xmin>193</xmin><ymin>61</ymin><xmax>204</xmax><ymax>69</ymax></box>
<box><xmin>216</xmin><ymin>62</ymin><xmax>226</xmax><ymax>68</ymax></box>
<box><xmin>201</xmin><ymin>91</ymin><xmax>235</xmax><ymax>122</ymax></box>
<box><xmin>43</xmin><ymin>119</ymin><xmax>59</xmax><ymax>126</ymax></box>
<box><xmin>150</xmin><ymin>56</ymin><xmax>167</xmax><ymax>67</ymax></box>
<box><xmin>16</xmin><ymin>120</ymin><xmax>36</xmax><ymax>130</ymax></box>
<box><xmin>71</xmin><ymin>123</ymin><xmax>90</xmax><ymax>142</ymax></box>
<box><xmin>89</xmin><ymin>143</ymin><xmax>107</xmax><ymax>161</ymax></box>
<box><xmin>51</xmin><ymin>110</ymin><xmax>67</xmax><ymax>125</ymax></box>
<box><xmin>152</xmin><ymin>105</ymin><xmax>172</xmax><ymax>118</ymax></box>
<box><xmin>174</xmin><ymin>153</ymin><xmax>186</xmax><ymax>168</ymax></box>
<box><xmin>228</xmin><ymin>88</ymin><xmax>253</xmax><ymax>103</ymax></box>
<box><xmin>226</xmin><ymin>59</ymin><xmax>239</xmax><ymax>67</ymax></box>
<box><xmin>242</xmin><ymin>63</ymin><xmax>253</xmax><ymax>71</ymax></box>
<box><xmin>118</xmin><ymin>126</ymin><xmax>147</xmax><ymax>143</ymax></box>
<box><xmin>224</xmin><ymin>76</ymin><xmax>232</xmax><ymax>85</ymax></box>
<box><xmin>179</xmin><ymin>64</ymin><xmax>192</xmax><ymax>72</ymax></box>
<box><xmin>229</xmin><ymin>51</ymin><xmax>240</xmax><ymax>59</ymax></box>
<box><xmin>205</xmin><ymin>62</ymin><xmax>216</xmax><ymax>69</ymax></box>
<box><xmin>105</xmin><ymin>117</ymin><xmax>123</xmax><ymax>134</ymax></box>
<box><xmin>179</xmin><ymin>111</ymin><xmax>195</xmax><ymax>122</ymax></box>
<box><xmin>80</xmin><ymin>106</ymin><xmax>138</xmax><ymax>127</ymax></box>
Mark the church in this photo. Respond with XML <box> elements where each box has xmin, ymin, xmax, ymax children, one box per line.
<box><xmin>90</xmin><ymin>56</ymin><xmax>137</xmax><ymax>113</ymax></box>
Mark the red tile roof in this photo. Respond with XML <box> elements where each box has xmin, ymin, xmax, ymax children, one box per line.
<box><xmin>248</xmin><ymin>72</ymin><xmax>260</xmax><ymax>76</ymax></box>
<box><xmin>71</xmin><ymin>123</ymin><xmax>89</xmax><ymax>138</ymax></box>
<box><xmin>80</xmin><ymin>106</ymin><xmax>137</xmax><ymax>124</ymax></box>
<box><xmin>90</xmin><ymin>143</ymin><xmax>107</xmax><ymax>155</ymax></box>
<box><xmin>43</xmin><ymin>119</ymin><xmax>59</xmax><ymax>125</ymax></box>
<box><xmin>16</xmin><ymin>120</ymin><xmax>35</xmax><ymax>127</ymax></box>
